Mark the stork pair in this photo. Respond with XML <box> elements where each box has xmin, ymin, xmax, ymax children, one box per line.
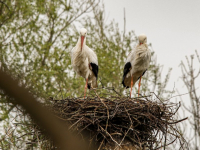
<box><xmin>71</xmin><ymin>28</ymin><xmax>151</xmax><ymax>98</ymax></box>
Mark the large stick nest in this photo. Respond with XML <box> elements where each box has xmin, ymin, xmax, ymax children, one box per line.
<box><xmin>50</xmin><ymin>90</ymin><xmax>187</xmax><ymax>150</ymax></box>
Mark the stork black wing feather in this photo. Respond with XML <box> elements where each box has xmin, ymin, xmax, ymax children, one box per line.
<box><xmin>122</xmin><ymin>62</ymin><xmax>131</xmax><ymax>87</ymax></box>
<box><xmin>90</xmin><ymin>63</ymin><xmax>98</xmax><ymax>79</ymax></box>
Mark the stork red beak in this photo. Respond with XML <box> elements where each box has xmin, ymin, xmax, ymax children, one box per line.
<box><xmin>81</xmin><ymin>36</ymin><xmax>85</xmax><ymax>51</ymax></box>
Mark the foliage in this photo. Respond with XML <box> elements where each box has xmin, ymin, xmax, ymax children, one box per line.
<box><xmin>0</xmin><ymin>0</ymin><xmax>172</xmax><ymax>149</ymax></box>
<box><xmin>0</xmin><ymin>0</ymin><xmax>100</xmax><ymax>149</ymax></box>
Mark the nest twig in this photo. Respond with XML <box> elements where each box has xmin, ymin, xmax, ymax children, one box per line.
<box><xmin>48</xmin><ymin>89</ymin><xmax>187</xmax><ymax>150</ymax></box>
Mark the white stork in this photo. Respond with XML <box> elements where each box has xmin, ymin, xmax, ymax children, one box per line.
<box><xmin>71</xmin><ymin>28</ymin><xmax>98</xmax><ymax>98</ymax></box>
<box><xmin>122</xmin><ymin>34</ymin><xmax>151</xmax><ymax>97</ymax></box>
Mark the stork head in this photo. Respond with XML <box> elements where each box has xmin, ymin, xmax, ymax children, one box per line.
<box><xmin>80</xmin><ymin>28</ymin><xmax>87</xmax><ymax>50</ymax></box>
<box><xmin>138</xmin><ymin>34</ymin><xmax>147</xmax><ymax>45</ymax></box>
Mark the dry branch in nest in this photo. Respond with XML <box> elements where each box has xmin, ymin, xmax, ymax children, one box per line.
<box><xmin>48</xmin><ymin>89</ymin><xmax>187</xmax><ymax>150</ymax></box>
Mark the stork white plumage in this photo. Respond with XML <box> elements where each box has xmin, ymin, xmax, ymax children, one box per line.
<box><xmin>71</xmin><ymin>28</ymin><xmax>98</xmax><ymax>98</ymax></box>
<box><xmin>122</xmin><ymin>34</ymin><xmax>151</xmax><ymax>97</ymax></box>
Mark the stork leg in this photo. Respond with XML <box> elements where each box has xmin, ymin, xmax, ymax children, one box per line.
<box><xmin>138</xmin><ymin>76</ymin><xmax>142</xmax><ymax>97</ymax></box>
<box><xmin>84</xmin><ymin>78</ymin><xmax>88</xmax><ymax>99</ymax></box>
<box><xmin>130</xmin><ymin>76</ymin><xmax>133</xmax><ymax>98</ymax></box>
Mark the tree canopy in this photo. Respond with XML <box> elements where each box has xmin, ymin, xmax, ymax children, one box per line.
<box><xmin>0</xmin><ymin>0</ymin><xmax>172</xmax><ymax>149</ymax></box>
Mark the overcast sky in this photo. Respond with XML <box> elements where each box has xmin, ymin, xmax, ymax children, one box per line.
<box><xmin>104</xmin><ymin>0</ymin><xmax>200</xmax><ymax>94</ymax></box>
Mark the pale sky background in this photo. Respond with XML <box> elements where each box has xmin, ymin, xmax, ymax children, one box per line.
<box><xmin>104</xmin><ymin>0</ymin><xmax>200</xmax><ymax>96</ymax></box>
